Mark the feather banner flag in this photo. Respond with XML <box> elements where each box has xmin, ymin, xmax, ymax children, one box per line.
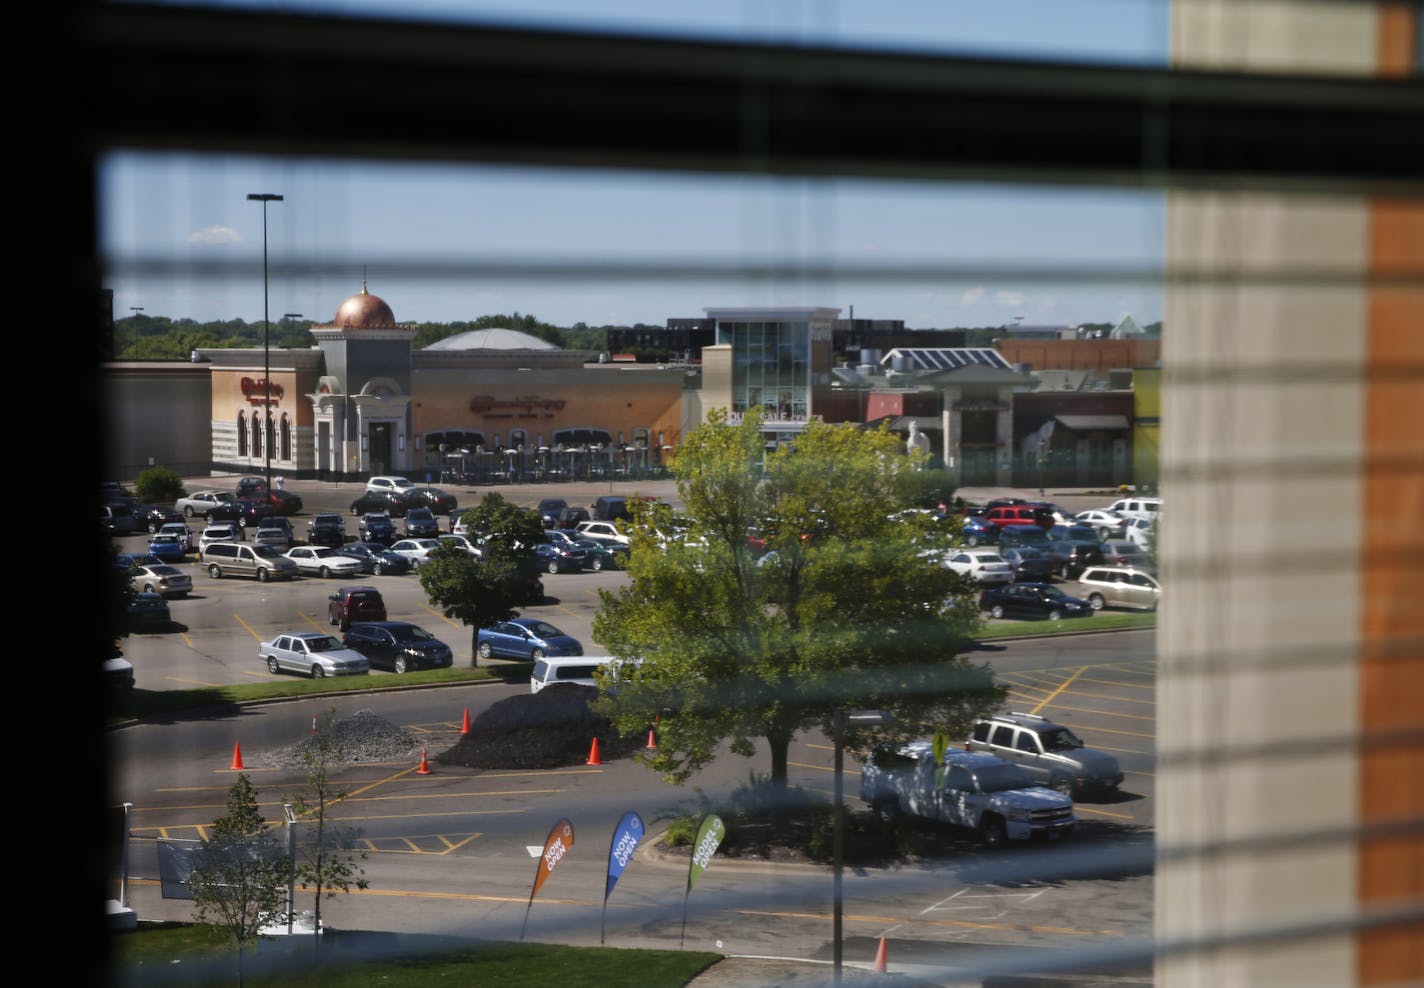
<box><xmin>600</xmin><ymin>811</ymin><xmax>646</xmax><ymax>944</ymax></box>
<box><xmin>680</xmin><ymin>813</ymin><xmax>725</xmax><ymax>947</ymax></box>
<box><xmin>521</xmin><ymin>818</ymin><xmax>575</xmax><ymax>941</ymax></box>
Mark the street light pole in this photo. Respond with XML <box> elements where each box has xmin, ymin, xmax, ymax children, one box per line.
<box><xmin>833</xmin><ymin>709</ymin><xmax>893</xmax><ymax>986</ymax></box>
<box><xmin>247</xmin><ymin>193</ymin><xmax>284</xmax><ymax>507</ymax></box>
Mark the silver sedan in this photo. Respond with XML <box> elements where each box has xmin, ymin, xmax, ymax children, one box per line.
<box><xmin>259</xmin><ymin>632</ymin><xmax>369</xmax><ymax>678</ymax></box>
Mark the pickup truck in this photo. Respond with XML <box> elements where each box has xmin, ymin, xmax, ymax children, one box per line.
<box><xmin>859</xmin><ymin>740</ymin><xmax>1076</xmax><ymax>847</ymax></box>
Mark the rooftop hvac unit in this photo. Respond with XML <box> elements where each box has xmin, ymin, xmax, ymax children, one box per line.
<box><xmin>859</xmin><ymin>348</ymin><xmax>881</xmax><ymax>367</ymax></box>
<box><xmin>891</xmin><ymin>353</ymin><xmax>912</xmax><ymax>373</ymax></box>
<box><xmin>1109</xmin><ymin>368</ymin><xmax>1133</xmax><ymax>389</ymax></box>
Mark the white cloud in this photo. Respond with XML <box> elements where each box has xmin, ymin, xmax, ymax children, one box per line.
<box><xmin>187</xmin><ymin>225</ymin><xmax>242</xmax><ymax>246</ymax></box>
<box><xmin>960</xmin><ymin>287</ymin><xmax>986</xmax><ymax>305</ymax></box>
<box><xmin>993</xmin><ymin>290</ymin><xmax>1024</xmax><ymax>307</ymax></box>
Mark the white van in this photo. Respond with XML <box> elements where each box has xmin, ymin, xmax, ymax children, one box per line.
<box><xmin>530</xmin><ymin>655</ymin><xmax>638</xmax><ymax>694</ymax></box>
<box><xmin>1107</xmin><ymin>496</ymin><xmax>1162</xmax><ymax>522</ymax></box>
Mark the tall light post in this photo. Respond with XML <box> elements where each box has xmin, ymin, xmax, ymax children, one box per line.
<box><xmin>833</xmin><ymin>708</ymin><xmax>894</xmax><ymax>985</ymax></box>
<box><xmin>247</xmin><ymin>193</ymin><xmax>284</xmax><ymax>505</ymax></box>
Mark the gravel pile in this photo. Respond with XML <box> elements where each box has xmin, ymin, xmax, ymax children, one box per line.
<box><xmin>259</xmin><ymin>708</ymin><xmax>426</xmax><ymax>769</ymax></box>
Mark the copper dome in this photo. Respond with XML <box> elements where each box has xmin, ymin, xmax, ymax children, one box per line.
<box><xmin>333</xmin><ymin>281</ymin><xmax>397</xmax><ymax>329</ymax></box>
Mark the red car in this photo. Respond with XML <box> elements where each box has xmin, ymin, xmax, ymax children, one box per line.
<box><xmin>327</xmin><ymin>586</ymin><xmax>387</xmax><ymax>631</ymax></box>
<box><xmin>235</xmin><ymin>476</ymin><xmax>304</xmax><ymax>515</ymax></box>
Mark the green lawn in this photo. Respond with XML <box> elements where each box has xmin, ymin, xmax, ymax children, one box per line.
<box><xmin>110</xmin><ymin>922</ymin><xmax>720</xmax><ymax>988</ymax></box>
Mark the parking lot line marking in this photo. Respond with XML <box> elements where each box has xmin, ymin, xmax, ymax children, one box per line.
<box><xmin>1035</xmin><ymin>702</ymin><xmax>1156</xmax><ymax>724</ymax></box>
<box><xmin>1074</xmin><ymin>805</ymin><xmax>1137</xmax><ymax>821</ymax></box>
<box><xmin>234</xmin><ymin>614</ymin><xmax>263</xmax><ymax>639</ymax></box>
<box><xmin>1031</xmin><ymin>666</ymin><xmax>1085</xmax><ymax>714</ymax></box>
<box><xmin>788</xmin><ymin>759</ymin><xmax>833</xmax><ymax>774</ymax></box>
<box><xmin>736</xmin><ymin>908</ymin><xmax>1122</xmax><ymax>938</ymax></box>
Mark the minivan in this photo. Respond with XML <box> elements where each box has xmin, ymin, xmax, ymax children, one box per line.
<box><xmin>530</xmin><ymin>655</ymin><xmax>637</xmax><ymax>694</ymax></box>
<box><xmin>1073</xmin><ymin>565</ymin><xmax>1161</xmax><ymax>611</ymax></box>
<box><xmin>201</xmin><ymin>541</ymin><xmax>299</xmax><ymax>581</ymax></box>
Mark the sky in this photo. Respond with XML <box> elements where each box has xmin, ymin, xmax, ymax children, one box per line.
<box><xmin>100</xmin><ymin>0</ymin><xmax>1170</xmax><ymax>331</ymax></box>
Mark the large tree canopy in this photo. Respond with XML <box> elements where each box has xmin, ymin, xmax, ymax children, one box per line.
<box><xmin>592</xmin><ymin>407</ymin><xmax>1007</xmax><ymax>790</ymax></box>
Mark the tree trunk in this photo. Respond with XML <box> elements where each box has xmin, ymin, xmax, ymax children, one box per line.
<box><xmin>767</xmin><ymin>732</ymin><xmax>790</xmax><ymax>789</ymax></box>
<box><xmin>471</xmin><ymin>627</ymin><xmax>479</xmax><ymax>667</ymax></box>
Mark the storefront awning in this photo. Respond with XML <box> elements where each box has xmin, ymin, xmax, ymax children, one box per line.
<box><xmin>1054</xmin><ymin>414</ymin><xmax>1130</xmax><ymax>431</ymax></box>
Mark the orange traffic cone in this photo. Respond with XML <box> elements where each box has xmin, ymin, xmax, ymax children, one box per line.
<box><xmin>460</xmin><ymin>707</ymin><xmax>471</xmax><ymax>735</ymax></box>
<box><xmin>586</xmin><ymin>738</ymin><xmax>602</xmax><ymax>765</ymax></box>
<box><xmin>645</xmin><ymin>727</ymin><xmax>657</xmax><ymax>750</ymax></box>
<box><xmin>416</xmin><ymin>747</ymin><xmax>432</xmax><ymax>775</ymax></box>
<box><xmin>230</xmin><ymin>742</ymin><xmax>245</xmax><ymax>771</ymax></box>
<box><xmin>874</xmin><ymin>936</ymin><xmax>888</xmax><ymax>973</ymax></box>
<box><xmin>311</xmin><ymin>715</ymin><xmax>318</xmax><ymax>737</ymax></box>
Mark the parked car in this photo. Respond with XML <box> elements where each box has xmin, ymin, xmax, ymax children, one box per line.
<box><xmin>307</xmin><ymin>513</ymin><xmax>347</xmax><ymax>548</ymax></box>
<box><xmin>130</xmin><ymin>563</ymin><xmax>193</xmax><ymax>598</ymax></box>
<box><xmin>979</xmin><ymin>582</ymin><xmax>1094</xmax><ymax>621</ymax></box>
<box><xmin>350</xmin><ymin>490</ymin><xmax>412</xmax><ymax>518</ymax></box>
<box><xmin>403</xmin><ymin>507</ymin><xmax>440</xmax><ymax>538</ymax></box>
<box><xmin>259</xmin><ymin>631</ymin><xmax>369</xmax><ymax>679</ymax></box>
<box><xmin>536</xmin><ymin>498</ymin><xmax>568</xmax><ymax>528</ymax></box>
<box><xmin>984</xmin><ymin>504</ymin><xmax>1055</xmax><ymax>531</ymax></box>
<box><xmin>251</xmin><ymin>517</ymin><xmax>294</xmax><ymax>551</ymax></box>
<box><xmin>105</xmin><ymin>650</ymin><xmax>135</xmax><ymax>691</ymax></box>
<box><xmin>197</xmin><ymin>522</ymin><xmax>243</xmax><ymax>553</ymax></box>
<box><xmin>175</xmin><ymin>489</ymin><xmax>238</xmax><ymax>519</ymax></box>
<box><xmin>365</xmin><ymin>475</ymin><xmax>416</xmax><ymax>497</ymax></box>
<box><xmin>101</xmin><ymin>502</ymin><xmax>139</xmax><ymax>535</ymax></box>
<box><xmin>534</xmin><ymin>538</ymin><xmax>588</xmax><ymax>574</ymax></box>
<box><xmin>285</xmin><ymin>545</ymin><xmax>364</xmax><ymax>579</ymax></box>
<box><xmin>941</xmin><ymin>549</ymin><xmax>1014</xmax><ymax>584</ymax></box>
<box><xmin>1045</xmin><ymin>539</ymin><xmax>1105</xmax><ymax>579</ymax></box>
<box><xmin>1122</xmin><ymin>516</ymin><xmax>1156</xmax><ymax>549</ymax></box>
<box><xmin>404</xmin><ymin>486</ymin><xmax>458</xmax><ymax>515</ymax></box>
<box><xmin>342</xmin><ymin>621</ymin><xmax>453</xmax><ymax>673</ymax></box>
<box><xmin>389</xmin><ymin>537</ymin><xmax>442</xmax><ymax>567</ymax></box>
<box><xmin>966</xmin><ymin>711</ymin><xmax>1123</xmax><ymax>798</ymax></box>
<box><xmin>1107</xmin><ymin>496</ymin><xmax>1162</xmax><ymax>522</ymax></box>
<box><xmin>959</xmin><ymin>515</ymin><xmax>1000</xmax><ymax>547</ymax></box>
<box><xmin>574</xmin><ymin>520</ymin><xmax>629</xmax><ymax>546</ymax></box>
<box><xmin>997</xmin><ymin>524</ymin><xmax>1052</xmax><ymax>549</ymax></box>
<box><xmin>137</xmin><ymin>504</ymin><xmax>185</xmax><ymax>534</ymax></box>
<box><xmin>156</xmin><ymin>521</ymin><xmax>193</xmax><ymax>552</ymax></box>
<box><xmin>210</xmin><ymin>498</ymin><xmax>273</xmax><ymax>529</ymax></box>
<box><xmin>127</xmin><ymin>591</ymin><xmax>172</xmax><ymax>632</ymax></box>
<box><xmin>573</xmin><ymin>537</ymin><xmax>626</xmax><ymax>571</ymax></box>
<box><xmin>147</xmin><ymin>533</ymin><xmax>187</xmax><ymax>563</ymax></box>
<box><xmin>556</xmin><ymin>506</ymin><xmax>592</xmax><ymax>529</ymax></box>
<box><xmin>1072</xmin><ymin>565</ymin><xmax>1162</xmax><ymax>611</ymax></box>
<box><xmin>327</xmin><ymin>585</ymin><xmax>387</xmax><ymax>631</ymax></box>
<box><xmin>476</xmin><ymin>617</ymin><xmax>583</xmax><ymax>661</ymax></box>
<box><xmin>202</xmin><ymin>541</ymin><xmax>298</xmax><ymax>581</ymax></box>
<box><xmin>1024</xmin><ymin>502</ymin><xmax>1073</xmax><ymax>526</ymax></box>
<box><xmin>1073</xmin><ymin>509</ymin><xmax>1128</xmax><ymax>540</ymax></box>
<box><xmin>436</xmin><ymin>533</ymin><xmax>483</xmax><ymax>557</ymax></box>
<box><xmin>1046</xmin><ymin>524</ymin><xmax>1101</xmax><ymax>544</ymax></box>
<box><xmin>358</xmin><ymin>512</ymin><xmax>398</xmax><ymax>545</ymax></box>
<box><xmin>1000</xmin><ymin>546</ymin><xmax>1056</xmax><ymax>582</ymax></box>
<box><xmin>235</xmin><ymin>476</ymin><xmax>303</xmax><ymax>515</ymax></box>
<box><xmin>336</xmin><ymin>541</ymin><xmax>413</xmax><ymax>576</ymax></box>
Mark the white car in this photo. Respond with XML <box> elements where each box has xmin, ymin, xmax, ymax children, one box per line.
<box><xmin>156</xmin><ymin>521</ymin><xmax>193</xmax><ymax>552</ymax></box>
<box><xmin>284</xmin><ymin>545</ymin><xmax>364</xmax><ymax>578</ymax></box>
<box><xmin>436</xmin><ymin>533</ymin><xmax>482</xmax><ymax>557</ymax></box>
<box><xmin>1072</xmin><ymin>509</ymin><xmax>1127</xmax><ymax>540</ymax></box>
<box><xmin>1122</xmin><ymin>516</ymin><xmax>1156</xmax><ymax>548</ymax></box>
<box><xmin>366</xmin><ymin>475</ymin><xmax>416</xmax><ymax>496</ymax></box>
<box><xmin>574</xmin><ymin>520</ymin><xmax>629</xmax><ymax>546</ymax></box>
<box><xmin>197</xmin><ymin>522</ymin><xmax>242</xmax><ymax>553</ymax></box>
<box><xmin>259</xmin><ymin>632</ymin><xmax>369</xmax><ymax>679</ymax></box>
<box><xmin>1107</xmin><ymin>496</ymin><xmax>1162</xmax><ymax>522</ymax></box>
<box><xmin>942</xmin><ymin>549</ymin><xmax>1015</xmax><ymax>584</ymax></box>
<box><xmin>389</xmin><ymin>537</ymin><xmax>442</xmax><ymax>567</ymax></box>
<box><xmin>175</xmin><ymin>489</ymin><xmax>238</xmax><ymax>519</ymax></box>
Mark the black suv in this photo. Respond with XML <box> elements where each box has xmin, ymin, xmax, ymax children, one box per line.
<box><xmin>536</xmin><ymin>498</ymin><xmax>568</xmax><ymax>528</ymax></box>
<box><xmin>358</xmin><ymin>513</ymin><xmax>397</xmax><ymax>545</ymax></box>
<box><xmin>403</xmin><ymin>507</ymin><xmax>441</xmax><ymax>537</ymax></box>
<box><xmin>307</xmin><ymin>513</ymin><xmax>347</xmax><ymax>548</ymax></box>
<box><xmin>1046</xmin><ymin>540</ymin><xmax>1105</xmax><ymax>579</ymax></box>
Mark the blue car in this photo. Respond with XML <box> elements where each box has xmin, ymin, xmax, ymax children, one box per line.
<box><xmin>960</xmin><ymin>515</ymin><xmax>1000</xmax><ymax>547</ymax></box>
<box><xmin>476</xmin><ymin>618</ymin><xmax>583</xmax><ymax>661</ymax></box>
<box><xmin>147</xmin><ymin>533</ymin><xmax>187</xmax><ymax>562</ymax></box>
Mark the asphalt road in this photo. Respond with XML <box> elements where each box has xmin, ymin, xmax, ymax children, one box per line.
<box><xmin>110</xmin><ymin>477</ymin><xmax>1156</xmax><ymax>985</ymax></box>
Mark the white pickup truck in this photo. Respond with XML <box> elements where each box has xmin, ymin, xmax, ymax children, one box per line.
<box><xmin>859</xmin><ymin>740</ymin><xmax>1076</xmax><ymax>847</ymax></box>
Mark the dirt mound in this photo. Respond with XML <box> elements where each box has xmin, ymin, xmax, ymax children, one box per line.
<box><xmin>436</xmin><ymin>685</ymin><xmax>647</xmax><ymax>769</ymax></box>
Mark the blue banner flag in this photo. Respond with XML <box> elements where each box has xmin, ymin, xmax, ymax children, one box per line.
<box><xmin>605</xmin><ymin>811</ymin><xmax>645</xmax><ymax>902</ymax></box>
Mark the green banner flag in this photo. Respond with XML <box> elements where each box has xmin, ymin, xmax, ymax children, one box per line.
<box><xmin>687</xmin><ymin>813</ymin><xmax>725</xmax><ymax>892</ymax></box>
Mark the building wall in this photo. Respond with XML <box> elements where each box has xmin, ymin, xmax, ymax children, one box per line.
<box><xmin>996</xmin><ymin>338</ymin><xmax>1160</xmax><ymax>372</ymax></box>
<box><xmin>208</xmin><ymin>364</ymin><xmax>321</xmax><ymax>476</ymax></box>
<box><xmin>1159</xmin><ymin>4</ymin><xmax>1422</xmax><ymax>987</ymax></box>
<box><xmin>1132</xmin><ymin>367</ymin><xmax>1161</xmax><ymax>489</ymax></box>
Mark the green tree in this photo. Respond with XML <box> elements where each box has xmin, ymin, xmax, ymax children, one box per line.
<box><xmin>289</xmin><ymin>708</ymin><xmax>369</xmax><ymax>949</ymax></box>
<box><xmin>187</xmin><ymin>773</ymin><xmax>288</xmax><ymax>988</ymax></box>
<box><xmin>418</xmin><ymin>493</ymin><xmax>546</xmax><ymax>664</ymax></box>
<box><xmin>592</xmin><ymin>407</ymin><xmax>1007</xmax><ymax>795</ymax></box>
<box><xmin>133</xmin><ymin>465</ymin><xmax>186</xmax><ymax>505</ymax></box>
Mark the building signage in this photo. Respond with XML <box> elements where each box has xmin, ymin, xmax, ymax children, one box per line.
<box><xmin>240</xmin><ymin>377</ymin><xmax>283</xmax><ymax>404</ymax></box>
<box><xmin>469</xmin><ymin>394</ymin><xmax>566</xmax><ymax>420</ymax></box>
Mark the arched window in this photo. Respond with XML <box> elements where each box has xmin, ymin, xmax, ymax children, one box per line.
<box><xmin>251</xmin><ymin>412</ymin><xmax>262</xmax><ymax>459</ymax></box>
<box><xmin>266</xmin><ymin>412</ymin><xmax>275</xmax><ymax>461</ymax></box>
<box><xmin>279</xmin><ymin>413</ymin><xmax>291</xmax><ymax>462</ymax></box>
<box><xmin>237</xmin><ymin>411</ymin><xmax>248</xmax><ymax>456</ymax></box>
